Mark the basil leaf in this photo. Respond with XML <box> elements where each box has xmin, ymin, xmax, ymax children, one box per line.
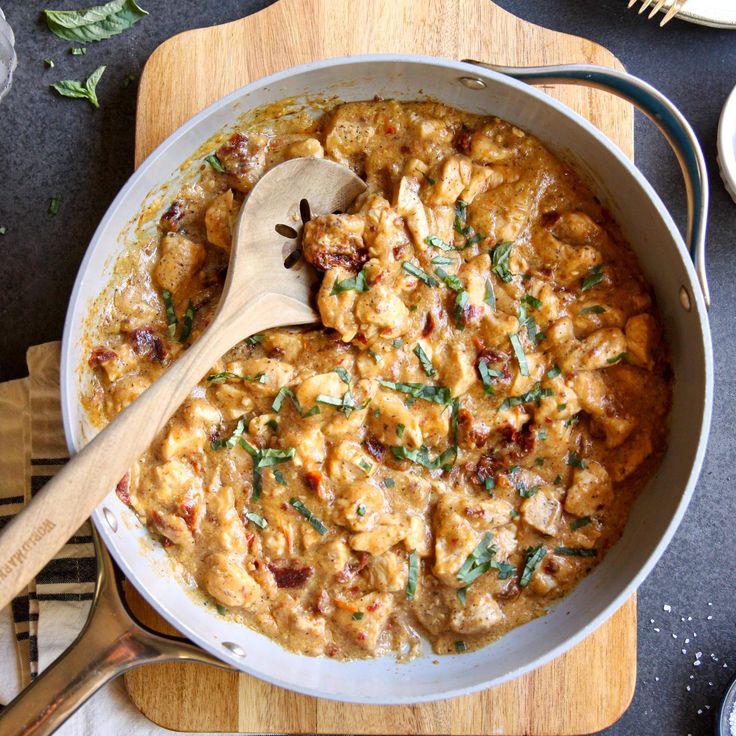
<box><xmin>484</xmin><ymin>278</ymin><xmax>496</xmax><ymax>311</ymax></box>
<box><xmin>179</xmin><ymin>301</ymin><xmax>195</xmax><ymax>343</ymax></box>
<box><xmin>522</xmin><ymin>294</ymin><xmax>543</xmax><ymax>310</ymax></box>
<box><xmin>70</xmin><ymin>47</ymin><xmax>86</xmax><ymax>55</ymax></box>
<box><xmin>520</xmin><ymin>545</ymin><xmax>546</xmax><ymax>588</ymax></box>
<box><xmin>50</xmin><ymin>64</ymin><xmax>106</xmax><ymax>107</ymax></box>
<box><xmin>48</xmin><ymin>193</ymin><xmax>61</xmax><ymax>216</ymax></box>
<box><xmin>244</xmin><ymin>511</ymin><xmax>268</xmax><ymax>529</ymax></box>
<box><xmin>256</xmin><ymin>447</ymin><xmax>295</xmax><ymax>468</ymax></box>
<box><xmin>554</xmin><ymin>546</ymin><xmax>597</xmax><ymax>557</ymax></box>
<box><xmin>210</xmin><ymin>416</ymin><xmax>246</xmax><ymax>450</ymax></box>
<box><xmin>490</xmin><ymin>559</ymin><xmax>516</xmax><ymax>580</ymax></box>
<box><xmin>391</xmin><ymin>444</ymin><xmax>456</xmax><ymax>471</ymax></box>
<box><xmin>578</xmin><ymin>305</ymin><xmax>606</xmax><ymax>315</ymax></box>
<box><xmin>606</xmin><ymin>352</ymin><xmax>629</xmax><ymax>365</ymax></box>
<box><xmin>205</xmin><ymin>154</ymin><xmax>225</xmax><ymax>173</ymax></box>
<box><xmin>499</xmin><ymin>381</ymin><xmax>553</xmax><ymax>411</ymax></box>
<box><xmin>454</xmin><ymin>290</ymin><xmax>469</xmax><ymax>328</ymax></box>
<box><xmin>352</xmin><ymin>611</ymin><xmax>365</xmax><ymax>620</ymax></box>
<box><xmin>547</xmin><ymin>364</ymin><xmax>561</xmax><ymax>379</ymax></box>
<box><xmin>206</xmin><ymin>371</ymin><xmax>266</xmax><ymax>384</ymax></box>
<box><xmin>516</xmin><ymin>483</ymin><xmax>539</xmax><ymax>498</ymax></box>
<box><xmin>478</xmin><ymin>358</ymin><xmax>502</xmax><ymax>395</ymax></box>
<box><xmin>420</xmin><ymin>171</ymin><xmax>436</xmax><ymax>185</ymax></box>
<box><xmin>331</xmin><ymin>269</ymin><xmax>368</xmax><ymax>294</ymax></box>
<box><xmin>431</xmin><ymin>255</ymin><xmax>454</xmax><ymax>266</ymax></box>
<box><xmin>273</xmin><ymin>469</ymin><xmax>287</xmax><ymax>486</ymax></box>
<box><xmin>491</xmin><ymin>241</ymin><xmax>514</xmax><ymax>283</ymax></box>
<box><xmin>424</xmin><ymin>234</ymin><xmax>454</xmax><ymax>252</ymax></box>
<box><xmin>450</xmin><ymin>397</ymin><xmax>460</xmax><ymax>446</ymax></box>
<box><xmin>378</xmin><ymin>379</ymin><xmax>451</xmax><ymax>406</ymax></box>
<box><xmin>271</xmin><ymin>386</ymin><xmax>301</xmax><ymax>413</ymax></box>
<box><xmin>406</xmin><ymin>550</ymin><xmax>419</xmax><ymax>600</ymax></box>
<box><xmin>581</xmin><ymin>264</ymin><xmax>604</xmax><ymax>292</ymax></box>
<box><xmin>413</xmin><ymin>344</ymin><xmax>436</xmax><ymax>377</ymax></box>
<box><xmin>316</xmin><ymin>389</ymin><xmax>367</xmax><ymax>418</ymax></box>
<box><xmin>289</xmin><ymin>497</ymin><xmax>327</xmax><ymax>535</ymax></box>
<box><xmin>44</xmin><ymin>58</ymin><xmax>55</xmax><ymax>68</ymax></box>
<box><xmin>570</xmin><ymin>516</ymin><xmax>592</xmax><ymax>530</ymax></box>
<box><xmin>44</xmin><ymin>0</ymin><xmax>148</xmax><ymax>43</ymax></box>
<box><xmin>455</xmin><ymin>640</ymin><xmax>467</xmax><ymax>652</ymax></box>
<box><xmin>402</xmin><ymin>261</ymin><xmax>439</xmax><ymax>287</ymax></box>
<box><xmin>161</xmin><ymin>289</ymin><xmax>177</xmax><ymax>338</ymax></box>
<box><xmin>334</xmin><ymin>367</ymin><xmax>351</xmax><ymax>384</ymax></box>
<box><xmin>244</xmin><ymin>334</ymin><xmax>263</xmax><ymax>347</ymax></box>
<box><xmin>434</xmin><ymin>267</ymin><xmax>463</xmax><ymax>292</ymax></box>
<box><xmin>456</xmin><ymin>532</ymin><xmax>497</xmax><ymax>585</ymax></box>
<box><xmin>509</xmin><ymin>333</ymin><xmax>528</xmax><ymax>376</ymax></box>
<box><xmin>566</xmin><ymin>451</ymin><xmax>587</xmax><ymax>469</ymax></box>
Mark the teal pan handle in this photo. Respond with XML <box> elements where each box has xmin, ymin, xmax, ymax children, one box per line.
<box><xmin>463</xmin><ymin>61</ymin><xmax>710</xmax><ymax>307</ymax></box>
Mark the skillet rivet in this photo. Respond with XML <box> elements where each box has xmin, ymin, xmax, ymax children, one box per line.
<box><xmin>223</xmin><ymin>641</ymin><xmax>246</xmax><ymax>657</ymax></box>
<box><xmin>679</xmin><ymin>286</ymin><xmax>692</xmax><ymax>312</ymax></box>
<box><xmin>102</xmin><ymin>506</ymin><xmax>118</xmax><ymax>532</ymax></box>
<box><xmin>459</xmin><ymin>77</ymin><xmax>486</xmax><ymax>90</ymax></box>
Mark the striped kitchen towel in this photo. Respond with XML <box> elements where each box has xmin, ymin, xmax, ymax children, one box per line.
<box><xmin>0</xmin><ymin>342</ymin><xmax>95</xmax><ymax>701</ymax></box>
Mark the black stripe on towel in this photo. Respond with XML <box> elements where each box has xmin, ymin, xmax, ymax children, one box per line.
<box><xmin>30</xmin><ymin>458</ymin><xmax>69</xmax><ymax>466</ymax></box>
<box><xmin>36</xmin><ymin>592</ymin><xmax>94</xmax><ymax>602</ymax></box>
<box><xmin>36</xmin><ymin>556</ymin><xmax>97</xmax><ymax>584</ymax></box>
<box><xmin>0</xmin><ymin>495</ymin><xmax>24</xmax><ymax>506</ymax></box>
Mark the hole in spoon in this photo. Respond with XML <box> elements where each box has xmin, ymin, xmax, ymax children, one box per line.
<box><xmin>284</xmin><ymin>249</ymin><xmax>303</xmax><ymax>269</ymax></box>
<box><xmin>299</xmin><ymin>198</ymin><xmax>311</xmax><ymax>224</ymax></box>
<box><xmin>275</xmin><ymin>223</ymin><xmax>298</xmax><ymax>239</ymax></box>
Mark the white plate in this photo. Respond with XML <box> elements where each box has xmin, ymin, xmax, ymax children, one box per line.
<box><xmin>643</xmin><ymin>0</ymin><xmax>736</xmax><ymax>28</ymax></box>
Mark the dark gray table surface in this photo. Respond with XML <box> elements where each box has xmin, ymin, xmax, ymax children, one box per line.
<box><xmin>0</xmin><ymin>1</ymin><xmax>734</xmax><ymax>734</ymax></box>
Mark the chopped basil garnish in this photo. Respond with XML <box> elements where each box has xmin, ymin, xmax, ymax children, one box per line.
<box><xmin>454</xmin><ymin>290</ymin><xmax>469</xmax><ymax>328</ymax></box>
<box><xmin>571</xmin><ymin>516</ymin><xmax>592</xmax><ymax>530</ymax></box>
<box><xmin>454</xmin><ymin>640</ymin><xmax>467</xmax><ymax>652</ymax></box>
<box><xmin>406</xmin><ymin>550</ymin><xmax>419</xmax><ymax>600</ymax></box>
<box><xmin>547</xmin><ymin>364</ymin><xmax>561</xmax><ymax>379</ymax></box>
<box><xmin>50</xmin><ymin>65</ymin><xmax>106</xmax><ymax>108</ymax></box>
<box><xmin>358</xmin><ymin>459</ymin><xmax>373</xmax><ymax>474</ymax></box>
<box><xmin>522</xmin><ymin>294</ymin><xmax>543</xmax><ymax>310</ymax></box>
<box><xmin>579</xmin><ymin>305</ymin><xmax>606</xmax><ymax>315</ymax></box>
<box><xmin>454</xmin><ymin>200</ymin><xmax>469</xmax><ymax>235</ymax></box>
<box><xmin>392</xmin><ymin>338</ymin><xmax>403</xmax><ymax>348</ymax></box>
<box><xmin>457</xmin><ymin>532</ymin><xmax>497</xmax><ymax>585</ymax></box>
<box><xmin>425</xmin><ymin>234</ymin><xmax>454</xmax><ymax>252</ymax></box>
<box><xmin>368</xmin><ymin>350</ymin><xmax>383</xmax><ymax>364</ymax></box>
<box><xmin>566</xmin><ymin>451</ymin><xmax>587</xmax><ymax>469</ymax></box>
<box><xmin>431</xmin><ymin>255</ymin><xmax>454</xmax><ymax>266</ymax></box>
<box><xmin>240</xmin><ymin>441</ymin><xmax>294</xmax><ymax>500</ymax></box>
<box><xmin>607</xmin><ymin>352</ymin><xmax>629</xmax><ymax>365</ymax></box>
<box><xmin>289</xmin><ymin>497</ymin><xmax>327</xmax><ymax>535</ymax></box>
<box><xmin>554</xmin><ymin>546</ymin><xmax>597</xmax><ymax>557</ymax></box>
<box><xmin>378</xmin><ymin>379</ymin><xmax>452</xmax><ymax>405</ymax></box>
<box><xmin>244</xmin><ymin>511</ymin><xmax>268</xmax><ymax>529</ymax></box>
<box><xmin>273</xmin><ymin>469</ymin><xmax>287</xmax><ymax>486</ymax></box>
<box><xmin>161</xmin><ymin>289</ymin><xmax>177</xmax><ymax>338</ymax></box>
<box><xmin>402</xmin><ymin>261</ymin><xmax>439</xmax><ymax>287</ymax></box>
<box><xmin>206</xmin><ymin>371</ymin><xmax>266</xmax><ymax>384</ymax></box>
<box><xmin>492</xmin><ymin>559</ymin><xmax>516</xmax><ymax>580</ymax></box>
<box><xmin>554</xmin><ymin>474</ymin><xmax>563</xmax><ymax>485</ymax></box>
<box><xmin>451</xmin><ymin>397</ymin><xmax>460</xmax><ymax>446</ymax></box>
<box><xmin>356</xmin><ymin>504</ymin><xmax>366</xmax><ymax>517</ymax></box>
<box><xmin>271</xmin><ymin>386</ymin><xmax>300</xmax><ymax>413</ymax></box>
<box><xmin>484</xmin><ymin>279</ymin><xmax>496</xmax><ymax>311</ymax></box>
<box><xmin>491</xmin><ymin>241</ymin><xmax>514</xmax><ymax>283</ymax></box>
<box><xmin>205</xmin><ymin>154</ymin><xmax>226</xmax><ymax>173</ymax></box>
<box><xmin>509</xmin><ymin>333</ymin><xmax>528</xmax><ymax>376</ymax></box>
<box><xmin>331</xmin><ymin>269</ymin><xmax>368</xmax><ymax>294</ymax></box>
<box><xmin>456</xmin><ymin>587</ymin><xmax>467</xmax><ymax>606</ymax></box>
<box><xmin>216</xmin><ymin>603</ymin><xmax>227</xmax><ymax>616</ymax></box>
<box><xmin>535</xmin><ymin>457</ymin><xmax>545</xmax><ymax>466</ymax></box>
<box><xmin>70</xmin><ymin>46</ymin><xmax>86</xmax><ymax>55</ymax></box>
<box><xmin>499</xmin><ymin>382</ymin><xmax>553</xmax><ymax>411</ymax></box>
<box><xmin>396</xmin><ymin>423</ymin><xmax>405</xmax><ymax>438</ymax></box>
<box><xmin>391</xmin><ymin>444</ymin><xmax>457</xmax><ymax>471</ymax></box>
<box><xmin>121</xmin><ymin>72</ymin><xmax>136</xmax><ymax>88</ymax></box>
<box><xmin>581</xmin><ymin>264</ymin><xmax>604</xmax><ymax>292</ymax></box>
<box><xmin>538</xmin><ymin>429</ymin><xmax>548</xmax><ymax>440</ymax></box>
<box><xmin>413</xmin><ymin>344</ymin><xmax>436</xmax><ymax>376</ymax></box>
<box><xmin>352</xmin><ymin>611</ymin><xmax>365</xmax><ymax>620</ymax></box>
<box><xmin>210</xmin><ymin>416</ymin><xmax>246</xmax><ymax>451</ymax></box>
<box><xmin>517</xmin><ymin>483</ymin><xmax>540</xmax><ymax>498</ymax></box>
<box><xmin>383</xmin><ymin>477</ymin><xmax>396</xmax><ymax>488</ymax></box>
<box><xmin>48</xmin><ymin>192</ymin><xmax>61</xmax><ymax>216</ymax></box>
<box><xmin>244</xmin><ymin>334</ymin><xmax>264</xmax><ymax>347</ymax></box>
<box><xmin>44</xmin><ymin>58</ymin><xmax>55</xmax><ymax>68</ymax></box>
<box><xmin>315</xmin><ymin>389</ymin><xmax>367</xmax><ymax>417</ymax></box>
<box><xmin>520</xmin><ymin>545</ymin><xmax>546</xmax><ymax>588</ymax></box>
<box><xmin>434</xmin><ymin>266</ymin><xmax>463</xmax><ymax>291</ymax></box>
<box><xmin>421</xmin><ymin>171</ymin><xmax>436</xmax><ymax>185</ymax></box>
<box><xmin>44</xmin><ymin>0</ymin><xmax>148</xmax><ymax>42</ymax></box>
<box><xmin>334</xmin><ymin>366</ymin><xmax>351</xmax><ymax>384</ymax></box>
<box><xmin>179</xmin><ymin>301</ymin><xmax>195</xmax><ymax>343</ymax></box>
<box><xmin>478</xmin><ymin>358</ymin><xmax>503</xmax><ymax>395</ymax></box>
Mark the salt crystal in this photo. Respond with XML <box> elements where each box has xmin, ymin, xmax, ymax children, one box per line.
<box><xmin>694</xmin><ymin>661</ymin><xmax>701</xmax><ymax>667</ymax></box>
<box><xmin>681</xmin><ymin>616</ymin><xmax>686</xmax><ymax>622</ymax></box>
<box><xmin>650</xmin><ymin>618</ymin><xmax>655</xmax><ymax>624</ymax></box>
<box><xmin>663</xmin><ymin>604</ymin><xmax>672</xmax><ymax>612</ymax></box>
<box><xmin>654</xmin><ymin>627</ymin><xmax>660</xmax><ymax>632</ymax></box>
<box><xmin>707</xmin><ymin>615</ymin><xmax>713</xmax><ymax>620</ymax></box>
<box><xmin>698</xmin><ymin>709</ymin><xmax>703</xmax><ymax>715</ymax></box>
<box><xmin>685</xmin><ymin>638</ymin><xmax>690</xmax><ymax>644</ymax></box>
<box><xmin>687</xmin><ymin>616</ymin><xmax>692</xmax><ymax>621</ymax></box>
<box><xmin>690</xmin><ymin>675</ymin><xmax>694</xmax><ymax>679</ymax></box>
<box><xmin>686</xmin><ymin>685</ymin><xmax>691</xmax><ymax>691</ymax></box>
<box><xmin>682</xmin><ymin>649</ymin><xmax>687</xmax><ymax>655</ymax></box>
<box><xmin>705</xmin><ymin>705</ymin><xmax>710</xmax><ymax>710</ymax></box>
<box><xmin>655</xmin><ymin>676</ymin><xmax>660</xmax><ymax>681</ymax></box>
<box><xmin>696</xmin><ymin>652</ymin><xmax>702</xmax><ymax>658</ymax></box>
<box><xmin>708</xmin><ymin>602</ymin><xmax>712</xmax><ymax>606</ymax></box>
<box><xmin>673</xmin><ymin>633</ymin><xmax>678</xmax><ymax>639</ymax></box>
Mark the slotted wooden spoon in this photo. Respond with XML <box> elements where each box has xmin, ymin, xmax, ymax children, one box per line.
<box><xmin>0</xmin><ymin>157</ymin><xmax>366</xmax><ymax>611</ymax></box>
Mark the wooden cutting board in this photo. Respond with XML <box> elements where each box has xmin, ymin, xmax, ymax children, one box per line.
<box><xmin>126</xmin><ymin>1</ymin><xmax>636</xmax><ymax>733</ymax></box>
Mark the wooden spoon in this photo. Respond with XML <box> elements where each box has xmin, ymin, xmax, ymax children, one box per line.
<box><xmin>0</xmin><ymin>158</ymin><xmax>366</xmax><ymax>611</ymax></box>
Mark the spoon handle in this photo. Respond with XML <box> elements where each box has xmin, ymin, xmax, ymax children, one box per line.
<box><xmin>0</xmin><ymin>293</ymin><xmax>314</xmax><ymax>611</ymax></box>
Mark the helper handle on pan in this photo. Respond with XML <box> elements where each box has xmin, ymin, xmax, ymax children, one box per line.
<box><xmin>0</xmin><ymin>529</ymin><xmax>229</xmax><ymax>736</ymax></box>
<box><xmin>463</xmin><ymin>61</ymin><xmax>710</xmax><ymax>307</ymax></box>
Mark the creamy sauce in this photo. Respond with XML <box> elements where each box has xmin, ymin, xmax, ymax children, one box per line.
<box><xmin>84</xmin><ymin>100</ymin><xmax>670</xmax><ymax>660</ymax></box>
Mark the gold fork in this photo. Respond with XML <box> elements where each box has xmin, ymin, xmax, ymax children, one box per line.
<box><xmin>627</xmin><ymin>0</ymin><xmax>687</xmax><ymax>26</ymax></box>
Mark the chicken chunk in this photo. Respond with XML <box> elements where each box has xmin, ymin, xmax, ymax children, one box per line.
<box><xmin>154</xmin><ymin>233</ymin><xmax>206</xmax><ymax>295</ymax></box>
<box><xmin>302</xmin><ymin>214</ymin><xmax>367</xmax><ymax>272</ymax></box>
<box><xmin>204</xmin><ymin>553</ymin><xmax>262</xmax><ymax>609</ymax></box>
<box><xmin>204</xmin><ymin>189</ymin><xmax>235</xmax><ymax>250</ymax></box>
<box><xmin>564</xmin><ymin>461</ymin><xmax>613</xmax><ymax>517</ymax></box>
